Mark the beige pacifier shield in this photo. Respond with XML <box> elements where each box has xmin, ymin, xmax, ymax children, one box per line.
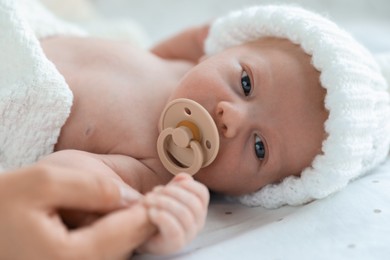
<box><xmin>157</xmin><ymin>98</ymin><xmax>220</xmax><ymax>175</ymax></box>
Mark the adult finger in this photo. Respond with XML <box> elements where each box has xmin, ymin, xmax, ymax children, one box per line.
<box><xmin>69</xmin><ymin>204</ymin><xmax>157</xmax><ymax>259</ymax></box>
<box><xmin>29</xmin><ymin>164</ymin><xmax>140</xmax><ymax>212</ymax></box>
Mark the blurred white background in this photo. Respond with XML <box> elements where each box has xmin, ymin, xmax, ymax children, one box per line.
<box><xmin>94</xmin><ymin>0</ymin><xmax>390</xmax><ymax>52</ymax></box>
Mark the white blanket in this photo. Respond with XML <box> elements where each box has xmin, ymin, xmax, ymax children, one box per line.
<box><xmin>0</xmin><ymin>0</ymin><xmax>83</xmax><ymax>171</ymax></box>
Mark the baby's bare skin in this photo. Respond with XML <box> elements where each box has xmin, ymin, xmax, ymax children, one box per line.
<box><xmin>41</xmin><ymin>36</ymin><xmax>193</xmax><ymax>191</ymax></box>
<box><xmin>40</xmin><ymin>34</ymin><xmax>208</xmax><ymax>256</ymax></box>
<box><xmin>41</xmin><ymin>34</ymin><xmax>327</xmax><ymax>196</ymax></box>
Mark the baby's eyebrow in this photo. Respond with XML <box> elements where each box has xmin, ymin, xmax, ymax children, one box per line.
<box><xmin>263</xmin><ymin>126</ymin><xmax>284</xmax><ymax>179</ymax></box>
<box><xmin>248</xmin><ymin>55</ymin><xmax>272</xmax><ymax>95</ymax></box>
<box><xmin>254</xmin><ymin>103</ymin><xmax>285</xmax><ymax>173</ymax></box>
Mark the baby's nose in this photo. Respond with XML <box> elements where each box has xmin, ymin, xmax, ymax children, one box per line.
<box><xmin>216</xmin><ymin>101</ymin><xmax>245</xmax><ymax>138</ymax></box>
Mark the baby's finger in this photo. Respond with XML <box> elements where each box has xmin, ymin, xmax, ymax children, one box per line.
<box><xmin>170</xmin><ymin>173</ymin><xmax>210</xmax><ymax>208</ymax></box>
<box><xmin>148</xmin><ymin>185</ymin><xmax>205</xmax><ymax>230</ymax></box>
<box><xmin>144</xmin><ymin>193</ymin><xmax>198</xmax><ymax>240</ymax></box>
<box><xmin>163</xmin><ymin>176</ymin><xmax>209</xmax><ymax>230</ymax></box>
<box><xmin>146</xmin><ymin>208</ymin><xmax>187</xmax><ymax>254</ymax></box>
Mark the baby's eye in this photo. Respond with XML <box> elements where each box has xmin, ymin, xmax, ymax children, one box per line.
<box><xmin>241</xmin><ymin>70</ymin><xmax>251</xmax><ymax>96</ymax></box>
<box><xmin>254</xmin><ymin>135</ymin><xmax>266</xmax><ymax>160</ymax></box>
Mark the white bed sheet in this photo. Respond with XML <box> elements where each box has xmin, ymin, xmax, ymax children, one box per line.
<box><xmin>135</xmin><ymin>157</ymin><xmax>390</xmax><ymax>260</ymax></box>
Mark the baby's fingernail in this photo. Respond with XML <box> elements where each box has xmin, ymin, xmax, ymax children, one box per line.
<box><xmin>148</xmin><ymin>207</ymin><xmax>159</xmax><ymax>220</ymax></box>
<box><xmin>174</xmin><ymin>173</ymin><xmax>192</xmax><ymax>182</ymax></box>
<box><xmin>144</xmin><ymin>193</ymin><xmax>154</xmax><ymax>205</ymax></box>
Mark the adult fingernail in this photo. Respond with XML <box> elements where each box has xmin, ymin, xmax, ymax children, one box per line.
<box><xmin>114</xmin><ymin>180</ymin><xmax>141</xmax><ymax>206</ymax></box>
<box><xmin>153</xmin><ymin>186</ymin><xmax>163</xmax><ymax>192</ymax></box>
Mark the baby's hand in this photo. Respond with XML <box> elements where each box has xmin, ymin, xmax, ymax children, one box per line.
<box><xmin>138</xmin><ymin>173</ymin><xmax>209</xmax><ymax>255</ymax></box>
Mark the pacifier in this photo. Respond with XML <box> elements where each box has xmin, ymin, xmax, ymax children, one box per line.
<box><xmin>157</xmin><ymin>98</ymin><xmax>220</xmax><ymax>176</ymax></box>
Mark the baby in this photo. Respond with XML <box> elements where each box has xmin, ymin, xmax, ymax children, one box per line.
<box><xmin>40</xmin><ymin>5</ymin><xmax>390</xmax><ymax>205</ymax></box>
<box><xmin>2</xmin><ymin>1</ymin><xmax>390</xmax><ymax>257</ymax></box>
<box><xmin>41</xmin><ymin>33</ymin><xmax>327</xmax><ymax>195</ymax></box>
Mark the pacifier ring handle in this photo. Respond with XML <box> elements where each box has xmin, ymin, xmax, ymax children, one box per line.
<box><xmin>157</xmin><ymin>127</ymin><xmax>204</xmax><ymax>176</ymax></box>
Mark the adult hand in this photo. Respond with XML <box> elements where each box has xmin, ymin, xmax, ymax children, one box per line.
<box><xmin>0</xmin><ymin>163</ymin><xmax>156</xmax><ymax>260</ymax></box>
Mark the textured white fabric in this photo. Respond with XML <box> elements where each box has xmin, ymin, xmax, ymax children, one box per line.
<box><xmin>0</xmin><ymin>0</ymin><xmax>81</xmax><ymax>171</ymax></box>
<box><xmin>375</xmin><ymin>53</ymin><xmax>390</xmax><ymax>90</ymax></box>
<box><xmin>205</xmin><ymin>5</ymin><xmax>390</xmax><ymax>208</ymax></box>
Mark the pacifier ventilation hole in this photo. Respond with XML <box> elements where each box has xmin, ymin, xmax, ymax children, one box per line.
<box><xmin>205</xmin><ymin>140</ymin><xmax>211</xmax><ymax>149</ymax></box>
<box><xmin>184</xmin><ymin>107</ymin><xmax>191</xmax><ymax>115</ymax></box>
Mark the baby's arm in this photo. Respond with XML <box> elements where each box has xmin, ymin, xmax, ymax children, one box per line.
<box><xmin>151</xmin><ymin>24</ymin><xmax>209</xmax><ymax>63</ymax></box>
<box><xmin>137</xmin><ymin>173</ymin><xmax>210</xmax><ymax>255</ymax></box>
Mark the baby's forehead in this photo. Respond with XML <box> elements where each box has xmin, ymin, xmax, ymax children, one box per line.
<box><xmin>226</xmin><ymin>37</ymin><xmax>316</xmax><ymax>76</ymax></box>
<box><xmin>239</xmin><ymin>37</ymin><xmax>309</xmax><ymax>58</ymax></box>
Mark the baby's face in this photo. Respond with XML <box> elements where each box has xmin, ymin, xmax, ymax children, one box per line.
<box><xmin>169</xmin><ymin>38</ymin><xmax>328</xmax><ymax>196</ymax></box>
